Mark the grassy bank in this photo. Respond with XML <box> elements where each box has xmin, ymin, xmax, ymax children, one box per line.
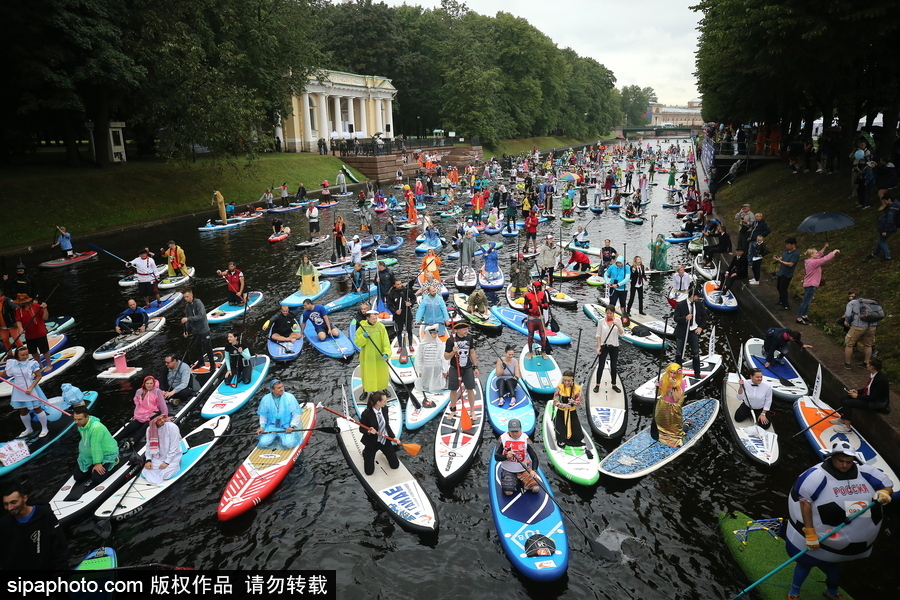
<box><xmin>485</xmin><ymin>136</ymin><xmax>605</xmax><ymax>157</ymax></box>
<box><xmin>0</xmin><ymin>153</ymin><xmax>363</xmax><ymax>251</ymax></box>
<box><xmin>714</xmin><ymin>164</ymin><xmax>898</xmax><ymax>379</ymax></box>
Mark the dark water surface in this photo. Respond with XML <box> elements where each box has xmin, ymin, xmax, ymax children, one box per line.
<box><xmin>3</xmin><ymin>172</ymin><xmax>895</xmax><ymax>599</ymax></box>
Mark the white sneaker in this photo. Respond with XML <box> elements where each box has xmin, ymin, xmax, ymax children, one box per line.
<box><xmin>17</xmin><ymin>430</ymin><xmax>34</xmax><ymax>438</ymax></box>
<box><xmin>829</xmin><ymin>418</ymin><xmax>844</xmax><ymax>425</ymax></box>
<box><xmin>749</xmin><ymin>279</ymin><xmax>759</xmax><ymax>285</ymax></box>
<box><xmin>39</xmin><ymin>430</ymin><xmax>49</xmax><ymax>438</ymax></box>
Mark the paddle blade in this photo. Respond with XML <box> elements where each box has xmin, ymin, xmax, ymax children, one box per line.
<box><xmin>588</xmin><ymin>538</ymin><xmax>619</xmax><ymax>562</ymax></box>
<box><xmin>407</xmin><ymin>389</ymin><xmax>422</xmax><ymax>410</ymax></box>
<box><xmin>316</xmin><ymin>426</ymin><xmax>341</xmax><ymax>434</ymax></box>
<box><xmin>401</xmin><ymin>442</ymin><xmax>422</xmax><ymax>456</ymax></box>
<box><xmin>460</xmin><ymin>403</ymin><xmax>473</xmax><ymax>431</ymax></box>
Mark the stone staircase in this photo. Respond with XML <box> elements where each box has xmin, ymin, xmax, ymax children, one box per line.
<box><xmin>342</xmin><ymin>145</ymin><xmax>483</xmax><ymax>183</ymax></box>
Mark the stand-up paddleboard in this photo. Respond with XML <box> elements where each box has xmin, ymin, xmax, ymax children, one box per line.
<box><xmin>268</xmin><ymin>232</ymin><xmax>290</xmax><ymax>243</ymax></box>
<box><xmin>50</xmin><ymin>359</ymin><xmax>224</xmax><ymax>525</ymax></box>
<box><xmin>76</xmin><ymin>547</ymin><xmax>118</xmax><ymax>570</ymax></box>
<box><xmin>719</xmin><ymin>510</ymin><xmax>857</xmax><ymax>600</ymax></box>
<box><xmin>315</xmin><ymin>251</ymin><xmax>372</xmax><ymax>271</ymax></box>
<box><xmin>454</xmin><ymin>267</ymin><xmax>478</xmax><ymax>290</ymax></box>
<box><xmin>478</xmin><ymin>269</ymin><xmax>505</xmax><ymax>290</ymax></box>
<box><xmin>388</xmin><ymin>334</ymin><xmax>418</xmax><ymax>385</ymax></box>
<box><xmin>145</xmin><ymin>292</ymin><xmax>183</xmax><ymax>318</ymax></box>
<box><xmin>198</xmin><ymin>221</ymin><xmax>242</xmax><ymax>232</ymax></box>
<box><xmin>336</xmin><ymin>416</ymin><xmax>438</xmax><ymax>533</ymax></box>
<box><xmin>157</xmin><ymin>267</ymin><xmax>196</xmax><ymax>290</ymax></box>
<box><xmin>505</xmin><ymin>284</ymin><xmax>527</xmax><ymax>311</ymax></box>
<box><xmin>519</xmin><ymin>345</ymin><xmax>562</xmax><ymax>395</ymax></box>
<box><xmin>742</xmin><ymin>337</ymin><xmax>808</xmax><ymax>401</ymax></box>
<box><xmin>415</xmin><ymin>238</ymin><xmax>446</xmax><ymax>253</ymax></box>
<box><xmin>303</xmin><ymin>319</ymin><xmax>355</xmax><ymax>359</ymax></box>
<box><xmin>118</xmin><ymin>264</ymin><xmax>167</xmax><ymax>287</ymax></box>
<box><xmin>447</xmin><ymin>242</ymin><xmax>504</xmax><ymax>260</ymax></box>
<box><xmin>664</xmin><ymin>231</ymin><xmax>700</xmax><ymax>244</ymax></box>
<box><xmin>692</xmin><ymin>254</ymin><xmax>717</xmax><ymax>280</ymax></box>
<box><xmin>358</xmin><ymin>235</ymin><xmax>381</xmax><ymax>250</ymax></box>
<box><xmin>485</xmin><ymin>370</ymin><xmax>535</xmax><ymax>436</ymax></box>
<box><xmin>267</xmin><ymin>205</ymin><xmax>304</xmax><ymax>214</ymax></box>
<box><xmin>688</xmin><ymin>234</ymin><xmax>706</xmax><ymax>254</ymax></box>
<box><xmin>39</xmin><ymin>251</ymin><xmax>98</xmax><ymax>269</ymax></box>
<box><xmin>217</xmin><ymin>403</ymin><xmax>317</xmax><ymax>521</ymax></box>
<box><xmin>529</xmin><ymin>267</ymin><xmax>592</xmax><ymax>281</ymax></box>
<box><xmin>0</xmin><ymin>333</ymin><xmax>67</xmax><ymax>367</ymax></box>
<box><xmin>490</xmin><ymin>306</ymin><xmax>572</xmax><ymax>345</ymax></box>
<box><xmin>488</xmin><ymin>451</ymin><xmax>568</xmax><ymax>582</ymax></box>
<box><xmin>591</xmin><ymin>297</ymin><xmax>675</xmax><ymax>338</ymax></box>
<box><xmin>703</xmin><ymin>280</ymin><xmax>739</xmax><ymax>312</ymax></box>
<box><xmin>452</xmin><ymin>293</ymin><xmax>502</xmax><ymax>332</ymax></box>
<box><xmin>352</xmin><ymin>365</ymin><xmax>401</xmax><ymax>436</ymax></box>
<box><xmin>793</xmin><ymin>367</ymin><xmax>897</xmax><ymax>483</ymax></box>
<box><xmin>586</xmin><ymin>359</ymin><xmax>628</xmax><ymax>439</ymax></box>
<box><xmin>200</xmin><ymin>355</ymin><xmax>271</xmax><ymax>418</ymax></box>
<box><xmin>376</xmin><ymin>236</ymin><xmax>404</xmax><ymax>253</ymax></box>
<box><xmin>632</xmin><ymin>328</ymin><xmax>723</xmax><ymax>402</ymax></box>
<box><xmin>45</xmin><ymin>316</ymin><xmax>75</xmax><ymax>335</ymax></box>
<box><xmin>722</xmin><ymin>373</ymin><xmax>779</xmax><ymax>466</ymax></box>
<box><xmin>279</xmin><ymin>280</ymin><xmax>332</xmax><ymax>307</ymax></box>
<box><xmin>563</xmin><ymin>242</ymin><xmax>605</xmax><ymax>257</ymax></box>
<box><xmin>92</xmin><ymin>318</ymin><xmax>166</xmax><ymax>360</ymax></box>
<box><xmin>0</xmin><ymin>391</ymin><xmax>98</xmax><ymax>477</ymax></box>
<box><xmin>295</xmin><ymin>235</ymin><xmax>330</xmax><ymax>249</ymax></box>
<box><xmin>541</xmin><ymin>401</ymin><xmax>600</xmax><ymax>485</ymax></box>
<box><xmin>619</xmin><ymin>213</ymin><xmax>645</xmax><ymax>224</ymax></box>
<box><xmin>599</xmin><ymin>398</ymin><xmax>719</xmax><ymax>479</ymax></box>
<box><xmin>582</xmin><ymin>304</ymin><xmax>666</xmax><ymax>350</ymax></box>
<box><xmin>0</xmin><ymin>346</ymin><xmax>85</xmax><ymax>398</ymax></box>
<box><xmin>206</xmin><ymin>292</ymin><xmax>263</xmax><ymax>324</ymax></box>
<box><xmin>94</xmin><ymin>415</ymin><xmax>231</xmax><ymax>521</ymax></box>
<box><xmin>320</xmin><ymin>258</ymin><xmax>397</xmax><ymax>277</ymax></box>
<box><xmin>406</xmin><ymin>388</ymin><xmax>451</xmax><ymax>431</ymax></box>
<box><xmin>544</xmin><ymin>285</ymin><xmax>577</xmax><ymax>307</ymax></box>
<box><xmin>434</xmin><ymin>377</ymin><xmax>484</xmax><ymax>482</ymax></box>
<box><xmin>324</xmin><ymin>284</ymin><xmax>377</xmax><ymax>313</ymax></box>
<box><xmin>266</xmin><ymin>324</ymin><xmax>303</xmax><ymax>361</ymax></box>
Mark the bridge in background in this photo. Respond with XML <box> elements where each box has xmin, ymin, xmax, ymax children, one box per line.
<box><xmin>621</xmin><ymin>125</ymin><xmax>699</xmax><ymax>138</ymax></box>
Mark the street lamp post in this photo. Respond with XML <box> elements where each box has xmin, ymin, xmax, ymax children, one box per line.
<box><xmin>417</xmin><ymin>115</ymin><xmax>421</xmax><ymax>139</ymax></box>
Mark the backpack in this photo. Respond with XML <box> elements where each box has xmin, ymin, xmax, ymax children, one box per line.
<box><xmin>857</xmin><ymin>298</ymin><xmax>885</xmax><ymax>323</ymax></box>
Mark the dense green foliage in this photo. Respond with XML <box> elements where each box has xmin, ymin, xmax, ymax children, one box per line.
<box><xmin>692</xmin><ymin>0</ymin><xmax>900</xmax><ymax>157</ymax></box>
<box><xmin>619</xmin><ymin>85</ymin><xmax>657</xmax><ymax>126</ymax></box>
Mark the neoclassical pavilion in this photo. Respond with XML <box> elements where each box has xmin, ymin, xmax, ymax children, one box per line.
<box><xmin>281</xmin><ymin>69</ymin><xmax>397</xmax><ymax>152</ymax></box>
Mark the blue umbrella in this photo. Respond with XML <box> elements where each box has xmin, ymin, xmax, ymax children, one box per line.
<box><xmin>797</xmin><ymin>212</ymin><xmax>855</xmax><ymax>241</ymax></box>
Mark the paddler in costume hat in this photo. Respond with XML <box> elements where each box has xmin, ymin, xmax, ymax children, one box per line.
<box><xmin>414</xmin><ymin>324</ymin><xmax>447</xmax><ymax>401</ymax></box>
<box><xmin>652</xmin><ymin>363</ymin><xmax>689</xmax><ymax>447</ymax></box>
<box><xmin>211</xmin><ymin>189</ymin><xmax>227</xmax><ymax>225</ymax></box>
<box><xmin>552</xmin><ymin>370</ymin><xmax>588</xmax><ymax>451</ymax></box>
<box><xmin>256</xmin><ymin>380</ymin><xmax>303</xmax><ymax>449</ymax></box>
<box><xmin>160</xmin><ymin>241</ymin><xmax>189</xmax><ymax>278</ymax></box>
<box><xmin>354</xmin><ymin>309</ymin><xmax>391</xmax><ymax>399</ymax></box>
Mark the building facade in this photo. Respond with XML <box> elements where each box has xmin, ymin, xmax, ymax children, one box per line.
<box><xmin>281</xmin><ymin>69</ymin><xmax>398</xmax><ymax>153</ymax></box>
<box><xmin>647</xmin><ymin>98</ymin><xmax>704</xmax><ymax>126</ymax></box>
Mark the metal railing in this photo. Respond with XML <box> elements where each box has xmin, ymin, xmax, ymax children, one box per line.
<box><xmin>320</xmin><ymin>136</ymin><xmax>481</xmax><ymax>158</ymax></box>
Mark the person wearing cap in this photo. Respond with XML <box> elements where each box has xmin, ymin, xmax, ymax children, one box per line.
<box><xmin>537</xmin><ymin>235</ymin><xmax>562</xmax><ymax>286</ymax></box>
<box><xmin>523</xmin><ymin>212</ymin><xmax>539</xmax><ymax>253</ymax></box>
<box><xmin>785</xmin><ymin>440</ymin><xmax>893</xmax><ymax>600</ymax></box>
<box><xmin>833</xmin><ymin>357</ymin><xmax>890</xmax><ymax>430</ymax></box>
<box><xmin>14</xmin><ymin>296</ymin><xmax>52</xmax><ymax>370</ymax></box>
<box><xmin>493</xmin><ymin>418</ymin><xmax>539</xmax><ymax>496</ymax></box>
<box><xmin>604</xmin><ymin>258</ymin><xmax>631</xmax><ymax>314</ymax></box>
<box><xmin>50</xmin><ymin>225</ymin><xmax>75</xmax><ymax>258</ymax></box>
<box><xmin>301</xmin><ymin>298</ymin><xmax>340</xmax><ymax>342</ymax></box>
<box><xmin>0</xmin><ymin>346</ymin><xmax>51</xmax><ymax>438</ymax></box>
<box><xmin>348</xmin><ymin>235</ymin><xmax>363</xmax><ymax>264</ymax></box>
<box><xmin>3</xmin><ymin>263</ymin><xmax>40</xmax><ymax>304</ymax></box>
<box><xmin>355</xmin><ymin>309</ymin><xmax>391</xmax><ymax>394</ymax></box>
<box><xmin>733</xmin><ymin>204</ymin><xmax>755</xmax><ymax>250</ymax></box>
<box><xmin>523</xmin><ymin>281</ymin><xmax>551</xmax><ymax>358</ymax></box>
<box><xmin>415</xmin><ymin>324</ymin><xmax>448</xmax><ymax>396</ymax></box>
<box><xmin>127</xmin><ymin>248</ymin><xmax>161</xmax><ymax>307</ymax></box>
<box><xmin>256</xmin><ymin>380</ymin><xmax>304</xmax><ymax>449</ymax></box>
<box><xmin>181</xmin><ymin>290</ymin><xmax>215</xmax><ymax>371</ymax></box>
<box><xmin>734</xmin><ymin>368</ymin><xmax>773</xmax><ymax>428</ymax></box>
<box><xmin>141</xmin><ymin>411</ymin><xmax>182</xmax><ymax>485</ymax></box>
<box><xmin>160</xmin><ymin>240</ymin><xmax>189</xmax><ymax>278</ymax></box>
<box><xmin>445</xmin><ymin>322</ymin><xmax>479</xmax><ymax>413</ymax></box>
<box><xmin>673</xmin><ymin>287</ymin><xmax>707</xmax><ymax>377</ymax></box>
<box><xmin>762</xmin><ymin>327</ymin><xmax>811</xmax><ymax>368</ymax></box>
<box><xmin>115</xmin><ymin>298</ymin><xmax>149</xmax><ymax>335</ymax></box>
<box><xmin>216</xmin><ymin>261</ymin><xmax>246</xmax><ymax>306</ymax></box>
<box><xmin>463</xmin><ymin>218</ymin><xmax>479</xmax><ymax>237</ymax></box>
<box><xmin>359</xmin><ymin>390</ymin><xmax>400</xmax><ymax>475</ymax></box>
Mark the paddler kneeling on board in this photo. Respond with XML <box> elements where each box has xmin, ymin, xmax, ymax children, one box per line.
<box><xmin>359</xmin><ymin>390</ymin><xmax>400</xmax><ymax>475</ymax></box>
<box><xmin>494</xmin><ymin>419</ymin><xmax>539</xmax><ymax>496</ymax></box>
<box><xmin>256</xmin><ymin>380</ymin><xmax>303</xmax><ymax>450</ymax></box>
<box><xmin>553</xmin><ymin>370</ymin><xmax>590</xmax><ymax>455</ymax></box>
<box><xmin>142</xmin><ymin>412</ymin><xmax>182</xmax><ymax>485</ymax></box>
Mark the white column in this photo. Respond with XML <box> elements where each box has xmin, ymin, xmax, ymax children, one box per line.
<box><xmin>301</xmin><ymin>92</ymin><xmax>313</xmax><ymax>151</ymax></box>
<box><xmin>347</xmin><ymin>96</ymin><xmax>356</xmax><ymax>134</ymax></box>
<box><xmin>317</xmin><ymin>93</ymin><xmax>328</xmax><ymax>140</ymax></box>
<box><xmin>332</xmin><ymin>95</ymin><xmax>342</xmax><ymax>133</ymax></box>
<box><xmin>373</xmin><ymin>98</ymin><xmax>383</xmax><ymax>135</ymax></box>
<box><xmin>359</xmin><ymin>97</ymin><xmax>368</xmax><ymax>137</ymax></box>
<box><xmin>386</xmin><ymin>98</ymin><xmax>394</xmax><ymax>136</ymax></box>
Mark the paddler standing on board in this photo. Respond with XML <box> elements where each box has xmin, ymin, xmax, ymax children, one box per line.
<box><xmin>355</xmin><ymin>309</ymin><xmax>391</xmax><ymax>400</ymax></box>
<box><xmin>160</xmin><ymin>240</ymin><xmax>189</xmax><ymax>278</ymax></box>
<box><xmin>212</xmin><ymin>189</ymin><xmax>227</xmax><ymax>225</ymax></box>
<box><xmin>256</xmin><ymin>380</ymin><xmax>303</xmax><ymax>449</ymax></box>
<box><xmin>445</xmin><ymin>322</ymin><xmax>479</xmax><ymax>413</ymax></box>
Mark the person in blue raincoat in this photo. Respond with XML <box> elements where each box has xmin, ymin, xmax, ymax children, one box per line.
<box><xmin>415</xmin><ymin>285</ymin><xmax>450</xmax><ymax>336</ymax></box>
<box><xmin>256</xmin><ymin>380</ymin><xmax>303</xmax><ymax>449</ymax></box>
<box><xmin>482</xmin><ymin>241</ymin><xmax>500</xmax><ymax>280</ymax></box>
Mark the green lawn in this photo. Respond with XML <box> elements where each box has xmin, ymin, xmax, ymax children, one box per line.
<box><xmin>0</xmin><ymin>153</ymin><xmax>363</xmax><ymax>250</ymax></box>
<box><xmin>714</xmin><ymin>164</ymin><xmax>898</xmax><ymax>379</ymax></box>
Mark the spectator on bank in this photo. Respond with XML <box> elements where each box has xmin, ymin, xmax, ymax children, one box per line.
<box><xmin>841</xmin><ymin>289</ymin><xmax>878</xmax><ymax>369</ymax></box>
<box><xmin>868</xmin><ymin>194</ymin><xmax>898</xmax><ymax>261</ymax></box>
<box><xmin>796</xmin><ymin>244</ymin><xmax>840</xmax><ymax>325</ymax></box>
<box><xmin>773</xmin><ymin>237</ymin><xmax>800</xmax><ymax>310</ymax></box>
<box><xmin>834</xmin><ymin>358</ymin><xmax>890</xmax><ymax>431</ymax></box>
<box><xmin>745</xmin><ymin>213</ymin><xmax>771</xmax><ymax>248</ymax></box>
<box><xmin>873</xmin><ymin>156</ymin><xmax>898</xmax><ymax>200</ymax></box>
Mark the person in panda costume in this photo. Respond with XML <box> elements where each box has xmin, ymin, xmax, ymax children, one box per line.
<box><xmin>785</xmin><ymin>440</ymin><xmax>893</xmax><ymax>600</ymax></box>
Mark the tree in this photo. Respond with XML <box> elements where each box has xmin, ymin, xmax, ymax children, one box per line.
<box><xmin>619</xmin><ymin>85</ymin><xmax>656</xmax><ymax>126</ymax></box>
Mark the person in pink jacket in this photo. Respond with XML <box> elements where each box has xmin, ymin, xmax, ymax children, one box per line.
<box><xmin>796</xmin><ymin>243</ymin><xmax>840</xmax><ymax>325</ymax></box>
<box><xmin>120</xmin><ymin>375</ymin><xmax>169</xmax><ymax>442</ymax></box>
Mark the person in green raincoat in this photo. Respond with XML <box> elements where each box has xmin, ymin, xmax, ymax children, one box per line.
<box><xmin>649</xmin><ymin>234</ymin><xmax>671</xmax><ymax>271</ymax></box>
<box><xmin>667</xmin><ymin>167</ymin><xmax>676</xmax><ymax>188</ymax></box>
<box><xmin>354</xmin><ymin>309</ymin><xmax>391</xmax><ymax>393</ymax></box>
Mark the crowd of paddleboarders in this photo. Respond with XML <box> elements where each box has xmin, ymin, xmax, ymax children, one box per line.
<box><xmin>0</xmin><ymin>138</ymin><xmax>895</xmax><ymax>593</ymax></box>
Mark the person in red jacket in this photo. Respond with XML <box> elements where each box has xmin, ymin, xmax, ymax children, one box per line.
<box><xmin>472</xmin><ymin>190</ymin><xmax>486</xmax><ymax>224</ymax></box>
<box><xmin>524</xmin><ymin>212</ymin><xmax>539</xmax><ymax>254</ymax></box>
<box><xmin>568</xmin><ymin>248</ymin><xmax>592</xmax><ymax>272</ymax></box>
<box><xmin>523</xmin><ymin>281</ymin><xmax>551</xmax><ymax>358</ymax></box>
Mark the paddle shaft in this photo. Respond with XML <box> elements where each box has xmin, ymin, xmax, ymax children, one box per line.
<box><xmin>732</xmin><ymin>502</ymin><xmax>877</xmax><ymax>600</ymax></box>
<box><xmin>96</xmin><ymin>446</ymin><xmax>141</xmax><ymax>538</ymax></box>
<box><xmin>319</xmin><ymin>405</ymin><xmax>417</xmax><ymax>452</ymax></box>
<box><xmin>86</xmin><ymin>243</ymin><xmax>131</xmax><ymax>265</ymax></box>
<box><xmin>361</xmin><ymin>327</ymin><xmax>421</xmax><ymax>410</ymax></box>
<box><xmin>724</xmin><ymin>336</ymin><xmax>766</xmax><ymax>435</ymax></box>
<box><xmin>0</xmin><ymin>375</ymin><xmax>71</xmax><ymax>416</ymax></box>
<box><xmin>216</xmin><ymin>426</ymin><xmax>339</xmax><ymax>438</ymax></box>
<box><xmin>791</xmin><ymin>406</ymin><xmax>843</xmax><ymax>439</ymax></box>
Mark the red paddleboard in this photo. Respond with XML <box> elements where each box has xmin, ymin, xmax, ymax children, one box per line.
<box><xmin>217</xmin><ymin>403</ymin><xmax>317</xmax><ymax>520</ymax></box>
<box><xmin>268</xmin><ymin>233</ymin><xmax>289</xmax><ymax>243</ymax></box>
<box><xmin>39</xmin><ymin>251</ymin><xmax>97</xmax><ymax>268</ymax></box>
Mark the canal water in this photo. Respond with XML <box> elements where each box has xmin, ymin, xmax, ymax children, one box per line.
<box><xmin>2</xmin><ymin>152</ymin><xmax>895</xmax><ymax>598</ymax></box>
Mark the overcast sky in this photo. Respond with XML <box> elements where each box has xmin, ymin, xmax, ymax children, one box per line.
<box><xmin>375</xmin><ymin>0</ymin><xmax>701</xmax><ymax>105</ymax></box>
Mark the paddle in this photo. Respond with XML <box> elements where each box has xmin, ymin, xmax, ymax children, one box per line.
<box><xmin>94</xmin><ymin>446</ymin><xmax>142</xmax><ymax>538</ymax></box>
<box><xmin>731</xmin><ymin>501</ymin><xmax>878</xmax><ymax>600</ymax></box>
<box><xmin>512</xmin><ymin>456</ymin><xmax>618</xmax><ymax>561</ymax></box>
<box><xmin>320</xmin><ymin>405</ymin><xmax>421</xmax><ymax>455</ymax></box>
<box><xmin>86</xmin><ymin>243</ymin><xmax>130</xmax><ymax>265</ymax></box>
<box><xmin>649</xmin><ymin>314</ymin><xmax>670</xmax><ymax>441</ymax></box>
<box><xmin>360</xmin><ymin>326</ymin><xmax>422</xmax><ymax>410</ymax></box>
<box><xmin>213</xmin><ymin>426</ymin><xmax>341</xmax><ymax>438</ymax></box>
<box><xmin>451</xmin><ymin>332</ymin><xmax>474</xmax><ymax>431</ymax></box>
<box><xmin>91</xmin><ymin>562</ymin><xmax>195</xmax><ymax>572</ymax></box>
<box><xmin>330</xmin><ymin>214</ymin><xmax>338</xmax><ymax>263</ymax></box>
<box><xmin>790</xmin><ymin>406</ymin><xmax>843</xmax><ymax>439</ymax></box>
<box><xmin>0</xmin><ymin>376</ymin><xmax>71</xmax><ymax>416</ymax></box>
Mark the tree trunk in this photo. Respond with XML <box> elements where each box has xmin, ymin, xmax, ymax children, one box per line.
<box><xmin>92</xmin><ymin>98</ymin><xmax>111</xmax><ymax>168</ymax></box>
